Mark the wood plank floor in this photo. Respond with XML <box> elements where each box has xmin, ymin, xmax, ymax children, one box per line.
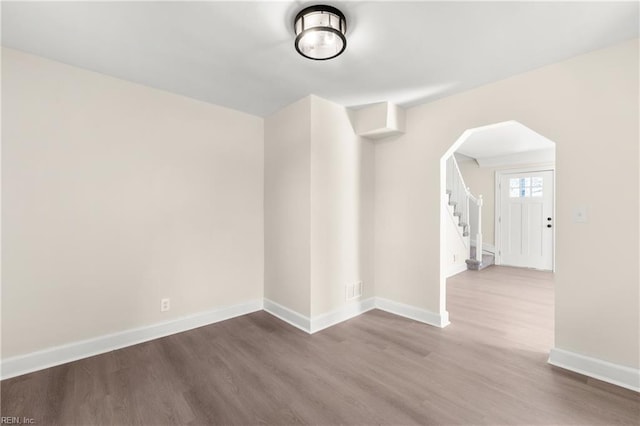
<box><xmin>2</xmin><ymin>266</ymin><xmax>638</xmax><ymax>425</ymax></box>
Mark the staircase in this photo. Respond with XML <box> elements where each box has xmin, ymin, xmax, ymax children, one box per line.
<box><xmin>446</xmin><ymin>155</ymin><xmax>491</xmax><ymax>272</ymax></box>
<box><xmin>466</xmin><ymin>246</ymin><xmax>495</xmax><ymax>271</ymax></box>
<box><xmin>445</xmin><ymin>190</ymin><xmax>469</xmax><ymax>237</ymax></box>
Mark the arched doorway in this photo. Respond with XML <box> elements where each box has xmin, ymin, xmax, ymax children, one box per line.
<box><xmin>440</xmin><ymin>120</ymin><xmax>556</xmax><ymax>324</ymax></box>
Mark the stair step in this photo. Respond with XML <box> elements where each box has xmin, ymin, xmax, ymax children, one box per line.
<box><xmin>466</xmin><ymin>247</ymin><xmax>495</xmax><ymax>271</ymax></box>
<box><xmin>465</xmin><ymin>258</ymin><xmax>494</xmax><ymax>271</ymax></box>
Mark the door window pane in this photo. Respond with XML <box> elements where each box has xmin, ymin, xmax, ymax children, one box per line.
<box><xmin>509</xmin><ymin>176</ymin><xmax>543</xmax><ymax>198</ymax></box>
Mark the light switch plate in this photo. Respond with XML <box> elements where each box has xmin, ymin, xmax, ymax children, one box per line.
<box><xmin>573</xmin><ymin>206</ymin><xmax>588</xmax><ymax>223</ymax></box>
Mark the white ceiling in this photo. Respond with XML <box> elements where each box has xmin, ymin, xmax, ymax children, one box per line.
<box><xmin>457</xmin><ymin>121</ymin><xmax>555</xmax><ymax>160</ymax></box>
<box><xmin>2</xmin><ymin>1</ymin><xmax>638</xmax><ymax>117</ymax></box>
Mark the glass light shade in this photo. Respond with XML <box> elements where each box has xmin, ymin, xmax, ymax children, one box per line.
<box><xmin>294</xmin><ymin>5</ymin><xmax>347</xmax><ymax>60</ymax></box>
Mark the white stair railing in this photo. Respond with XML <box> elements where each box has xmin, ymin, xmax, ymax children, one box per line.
<box><xmin>446</xmin><ymin>155</ymin><xmax>483</xmax><ymax>262</ymax></box>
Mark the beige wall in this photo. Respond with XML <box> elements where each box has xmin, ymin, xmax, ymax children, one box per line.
<box><xmin>264</xmin><ymin>95</ymin><xmax>375</xmax><ymax>318</ymax></box>
<box><xmin>2</xmin><ymin>48</ymin><xmax>265</xmax><ymax>357</ymax></box>
<box><xmin>4</xmin><ymin>38</ymin><xmax>638</xmax><ymax>375</ymax></box>
<box><xmin>458</xmin><ymin>159</ymin><xmax>555</xmax><ymax>246</ymax></box>
<box><xmin>375</xmin><ymin>39</ymin><xmax>639</xmax><ymax>368</ymax></box>
<box><xmin>264</xmin><ymin>97</ymin><xmax>311</xmax><ymax>316</ymax></box>
<box><xmin>310</xmin><ymin>96</ymin><xmax>375</xmax><ymax>317</ymax></box>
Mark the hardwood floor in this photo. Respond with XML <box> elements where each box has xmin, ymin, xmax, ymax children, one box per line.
<box><xmin>2</xmin><ymin>266</ymin><xmax>638</xmax><ymax>425</ymax></box>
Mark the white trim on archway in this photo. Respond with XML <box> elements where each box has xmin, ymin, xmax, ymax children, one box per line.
<box><xmin>439</xmin><ymin>120</ymin><xmax>557</xmax><ymax>320</ymax></box>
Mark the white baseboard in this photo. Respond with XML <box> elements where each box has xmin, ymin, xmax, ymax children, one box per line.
<box><xmin>2</xmin><ymin>296</ymin><xmax>450</xmax><ymax>380</ymax></box>
<box><xmin>264</xmin><ymin>297</ymin><xmax>446</xmax><ymax>333</ymax></box>
<box><xmin>310</xmin><ymin>298</ymin><xmax>376</xmax><ymax>333</ymax></box>
<box><xmin>375</xmin><ymin>297</ymin><xmax>450</xmax><ymax>328</ymax></box>
<box><xmin>548</xmin><ymin>348</ymin><xmax>640</xmax><ymax>392</ymax></box>
<box><xmin>0</xmin><ymin>299</ymin><xmax>263</xmax><ymax>380</ymax></box>
<box><xmin>263</xmin><ymin>297</ymin><xmax>376</xmax><ymax>334</ymax></box>
<box><xmin>263</xmin><ymin>298</ymin><xmax>311</xmax><ymax>333</ymax></box>
<box><xmin>446</xmin><ymin>262</ymin><xmax>468</xmax><ymax>278</ymax></box>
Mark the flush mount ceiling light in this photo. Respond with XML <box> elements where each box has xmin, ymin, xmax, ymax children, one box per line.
<box><xmin>294</xmin><ymin>5</ymin><xmax>347</xmax><ymax>60</ymax></box>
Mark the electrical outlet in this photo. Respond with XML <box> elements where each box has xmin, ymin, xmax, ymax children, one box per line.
<box><xmin>346</xmin><ymin>282</ymin><xmax>363</xmax><ymax>301</ymax></box>
<box><xmin>355</xmin><ymin>281</ymin><xmax>363</xmax><ymax>297</ymax></box>
<box><xmin>160</xmin><ymin>298</ymin><xmax>170</xmax><ymax>312</ymax></box>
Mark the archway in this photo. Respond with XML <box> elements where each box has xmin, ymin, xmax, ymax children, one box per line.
<box><xmin>440</xmin><ymin>120</ymin><xmax>557</xmax><ymax>323</ymax></box>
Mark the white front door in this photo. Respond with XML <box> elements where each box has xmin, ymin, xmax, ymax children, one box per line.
<box><xmin>498</xmin><ymin>170</ymin><xmax>554</xmax><ymax>270</ymax></box>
